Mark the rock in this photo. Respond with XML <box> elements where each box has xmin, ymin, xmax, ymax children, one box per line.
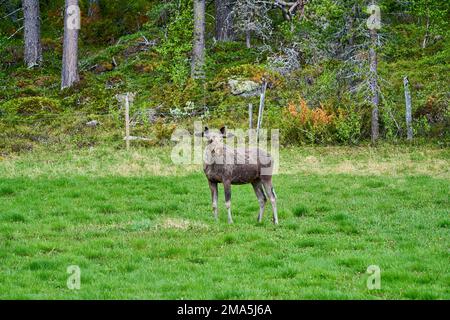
<box><xmin>86</xmin><ymin>120</ymin><xmax>99</xmax><ymax>127</ymax></box>
<box><xmin>228</xmin><ymin>78</ymin><xmax>261</xmax><ymax>97</ymax></box>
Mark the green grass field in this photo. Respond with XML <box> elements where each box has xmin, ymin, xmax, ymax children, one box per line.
<box><xmin>0</xmin><ymin>145</ymin><xmax>449</xmax><ymax>299</ymax></box>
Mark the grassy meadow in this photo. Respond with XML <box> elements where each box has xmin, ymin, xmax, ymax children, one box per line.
<box><xmin>0</xmin><ymin>145</ymin><xmax>449</xmax><ymax>299</ymax></box>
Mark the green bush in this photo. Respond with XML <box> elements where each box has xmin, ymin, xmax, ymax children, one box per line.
<box><xmin>335</xmin><ymin>107</ymin><xmax>362</xmax><ymax>145</ymax></box>
<box><xmin>154</xmin><ymin>0</ymin><xmax>193</xmax><ymax>85</ymax></box>
<box><xmin>0</xmin><ymin>97</ymin><xmax>61</xmax><ymax>118</ymax></box>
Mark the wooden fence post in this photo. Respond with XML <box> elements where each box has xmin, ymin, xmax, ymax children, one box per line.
<box><xmin>125</xmin><ymin>92</ymin><xmax>130</xmax><ymax>150</ymax></box>
<box><xmin>404</xmin><ymin>76</ymin><xmax>413</xmax><ymax>141</ymax></box>
<box><xmin>248</xmin><ymin>103</ymin><xmax>253</xmax><ymax>129</ymax></box>
<box><xmin>256</xmin><ymin>80</ymin><xmax>267</xmax><ymax>139</ymax></box>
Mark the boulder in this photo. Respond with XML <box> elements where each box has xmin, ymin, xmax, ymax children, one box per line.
<box><xmin>86</xmin><ymin>120</ymin><xmax>99</xmax><ymax>127</ymax></box>
<box><xmin>228</xmin><ymin>78</ymin><xmax>261</xmax><ymax>97</ymax></box>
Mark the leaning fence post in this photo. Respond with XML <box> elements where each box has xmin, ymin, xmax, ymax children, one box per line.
<box><xmin>125</xmin><ymin>92</ymin><xmax>130</xmax><ymax>150</ymax></box>
<box><xmin>403</xmin><ymin>76</ymin><xmax>413</xmax><ymax>141</ymax></box>
<box><xmin>256</xmin><ymin>80</ymin><xmax>267</xmax><ymax>139</ymax></box>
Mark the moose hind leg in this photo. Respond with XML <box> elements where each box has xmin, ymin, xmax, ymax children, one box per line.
<box><xmin>262</xmin><ymin>178</ymin><xmax>278</xmax><ymax>225</ymax></box>
<box><xmin>223</xmin><ymin>181</ymin><xmax>233</xmax><ymax>224</ymax></box>
<box><xmin>252</xmin><ymin>181</ymin><xmax>267</xmax><ymax>223</ymax></box>
<box><xmin>208</xmin><ymin>180</ymin><xmax>218</xmax><ymax>221</ymax></box>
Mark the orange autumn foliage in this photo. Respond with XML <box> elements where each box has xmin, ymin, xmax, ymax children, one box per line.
<box><xmin>287</xmin><ymin>98</ymin><xmax>333</xmax><ymax>128</ymax></box>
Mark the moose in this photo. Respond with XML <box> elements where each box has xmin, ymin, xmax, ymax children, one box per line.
<box><xmin>198</xmin><ymin>126</ymin><xmax>278</xmax><ymax>224</ymax></box>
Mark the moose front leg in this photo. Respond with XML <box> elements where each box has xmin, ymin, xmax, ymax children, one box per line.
<box><xmin>223</xmin><ymin>180</ymin><xmax>233</xmax><ymax>224</ymax></box>
<box><xmin>208</xmin><ymin>180</ymin><xmax>218</xmax><ymax>221</ymax></box>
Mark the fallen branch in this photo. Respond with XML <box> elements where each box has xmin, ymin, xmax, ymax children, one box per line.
<box><xmin>123</xmin><ymin>136</ymin><xmax>151</xmax><ymax>142</ymax></box>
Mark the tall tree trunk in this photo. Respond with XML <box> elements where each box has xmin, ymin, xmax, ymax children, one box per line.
<box><xmin>369</xmin><ymin>29</ymin><xmax>379</xmax><ymax>143</ymax></box>
<box><xmin>22</xmin><ymin>0</ymin><xmax>42</xmax><ymax>68</ymax></box>
<box><xmin>61</xmin><ymin>0</ymin><xmax>80</xmax><ymax>89</ymax></box>
<box><xmin>215</xmin><ymin>0</ymin><xmax>234</xmax><ymax>41</ymax></box>
<box><xmin>192</xmin><ymin>0</ymin><xmax>205</xmax><ymax>79</ymax></box>
<box><xmin>246</xmin><ymin>28</ymin><xmax>251</xmax><ymax>48</ymax></box>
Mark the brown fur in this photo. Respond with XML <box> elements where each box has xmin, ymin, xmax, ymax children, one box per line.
<box><xmin>201</xmin><ymin>127</ymin><xmax>278</xmax><ymax>224</ymax></box>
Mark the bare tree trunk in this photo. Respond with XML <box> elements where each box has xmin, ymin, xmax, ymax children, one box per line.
<box><xmin>192</xmin><ymin>0</ymin><xmax>205</xmax><ymax>79</ymax></box>
<box><xmin>369</xmin><ymin>29</ymin><xmax>379</xmax><ymax>143</ymax></box>
<box><xmin>215</xmin><ymin>0</ymin><xmax>234</xmax><ymax>41</ymax></box>
<box><xmin>404</xmin><ymin>76</ymin><xmax>413</xmax><ymax>141</ymax></box>
<box><xmin>22</xmin><ymin>0</ymin><xmax>42</xmax><ymax>68</ymax></box>
<box><xmin>61</xmin><ymin>0</ymin><xmax>80</xmax><ymax>89</ymax></box>
<box><xmin>246</xmin><ymin>27</ymin><xmax>251</xmax><ymax>48</ymax></box>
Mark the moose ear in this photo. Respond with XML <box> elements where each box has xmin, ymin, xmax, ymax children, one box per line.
<box><xmin>220</xmin><ymin>126</ymin><xmax>226</xmax><ymax>136</ymax></box>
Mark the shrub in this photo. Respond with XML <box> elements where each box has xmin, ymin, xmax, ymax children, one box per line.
<box><xmin>215</xmin><ymin>64</ymin><xmax>283</xmax><ymax>88</ymax></box>
<box><xmin>0</xmin><ymin>97</ymin><xmax>61</xmax><ymax>119</ymax></box>
<box><xmin>281</xmin><ymin>97</ymin><xmax>334</xmax><ymax>144</ymax></box>
<box><xmin>152</xmin><ymin>121</ymin><xmax>177</xmax><ymax>145</ymax></box>
<box><xmin>155</xmin><ymin>0</ymin><xmax>193</xmax><ymax>85</ymax></box>
<box><xmin>335</xmin><ymin>107</ymin><xmax>362</xmax><ymax>144</ymax></box>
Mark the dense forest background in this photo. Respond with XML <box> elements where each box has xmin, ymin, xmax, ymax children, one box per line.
<box><xmin>0</xmin><ymin>0</ymin><xmax>449</xmax><ymax>154</ymax></box>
